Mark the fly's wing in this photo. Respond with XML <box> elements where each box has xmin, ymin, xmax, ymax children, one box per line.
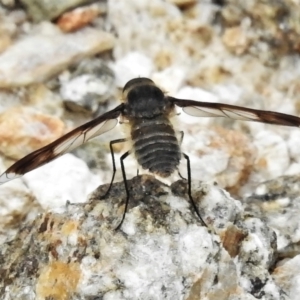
<box><xmin>169</xmin><ymin>97</ymin><xmax>300</xmax><ymax>127</ymax></box>
<box><xmin>0</xmin><ymin>104</ymin><xmax>124</xmax><ymax>185</ymax></box>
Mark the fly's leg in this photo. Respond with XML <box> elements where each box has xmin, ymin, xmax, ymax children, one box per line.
<box><xmin>101</xmin><ymin>138</ymin><xmax>127</xmax><ymax>199</ymax></box>
<box><xmin>115</xmin><ymin>150</ymin><xmax>130</xmax><ymax>230</ymax></box>
<box><xmin>182</xmin><ymin>152</ymin><xmax>207</xmax><ymax>227</ymax></box>
<box><xmin>179</xmin><ymin>130</ymin><xmax>184</xmax><ymax>145</ymax></box>
<box><xmin>178</xmin><ymin>131</ymin><xmax>186</xmax><ymax>180</ymax></box>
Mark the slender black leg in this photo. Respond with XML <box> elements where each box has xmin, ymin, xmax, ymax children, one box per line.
<box><xmin>101</xmin><ymin>138</ymin><xmax>127</xmax><ymax>199</ymax></box>
<box><xmin>178</xmin><ymin>169</ymin><xmax>186</xmax><ymax>180</ymax></box>
<box><xmin>182</xmin><ymin>152</ymin><xmax>207</xmax><ymax>227</ymax></box>
<box><xmin>115</xmin><ymin>150</ymin><xmax>130</xmax><ymax>230</ymax></box>
<box><xmin>178</xmin><ymin>131</ymin><xmax>186</xmax><ymax>180</ymax></box>
<box><xmin>179</xmin><ymin>131</ymin><xmax>184</xmax><ymax>145</ymax></box>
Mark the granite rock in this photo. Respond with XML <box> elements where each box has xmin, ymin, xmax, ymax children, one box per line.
<box><xmin>0</xmin><ymin>175</ymin><xmax>283</xmax><ymax>300</ymax></box>
<box><xmin>0</xmin><ymin>25</ymin><xmax>114</xmax><ymax>87</ymax></box>
<box><xmin>19</xmin><ymin>0</ymin><xmax>100</xmax><ymax>22</ymax></box>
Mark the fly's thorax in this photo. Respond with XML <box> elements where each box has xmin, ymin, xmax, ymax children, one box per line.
<box><xmin>123</xmin><ymin>82</ymin><xmax>172</xmax><ymax>119</ymax></box>
<box><xmin>130</xmin><ymin>115</ymin><xmax>181</xmax><ymax>178</ymax></box>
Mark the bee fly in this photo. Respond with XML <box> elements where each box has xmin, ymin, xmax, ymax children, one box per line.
<box><xmin>1</xmin><ymin>77</ymin><xmax>300</xmax><ymax>229</ymax></box>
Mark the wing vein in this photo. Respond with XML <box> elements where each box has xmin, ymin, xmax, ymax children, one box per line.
<box><xmin>0</xmin><ymin>104</ymin><xmax>124</xmax><ymax>184</ymax></box>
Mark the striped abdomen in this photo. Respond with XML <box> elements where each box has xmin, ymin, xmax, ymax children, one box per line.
<box><xmin>131</xmin><ymin>116</ymin><xmax>181</xmax><ymax>177</ymax></box>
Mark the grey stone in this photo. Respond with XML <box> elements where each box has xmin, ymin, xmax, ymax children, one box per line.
<box><xmin>19</xmin><ymin>0</ymin><xmax>100</xmax><ymax>21</ymax></box>
<box><xmin>0</xmin><ymin>26</ymin><xmax>114</xmax><ymax>87</ymax></box>
<box><xmin>0</xmin><ymin>175</ymin><xmax>282</xmax><ymax>299</ymax></box>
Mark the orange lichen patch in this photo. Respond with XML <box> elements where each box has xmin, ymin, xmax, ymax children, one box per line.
<box><xmin>208</xmin><ymin>126</ymin><xmax>257</xmax><ymax>195</ymax></box>
<box><xmin>154</xmin><ymin>48</ymin><xmax>174</xmax><ymax>70</ymax></box>
<box><xmin>27</xmin><ymin>83</ymin><xmax>56</xmax><ymax>105</ymax></box>
<box><xmin>38</xmin><ymin>215</ymin><xmax>77</xmax><ymax>242</ymax></box>
<box><xmin>0</xmin><ymin>33</ymin><xmax>11</xmax><ymax>54</ymax></box>
<box><xmin>186</xmin><ymin>276</ymin><xmax>202</xmax><ymax>300</ymax></box>
<box><xmin>256</xmin><ymin>157</ymin><xmax>268</xmax><ymax>169</ymax></box>
<box><xmin>61</xmin><ymin>220</ymin><xmax>79</xmax><ymax>236</ymax></box>
<box><xmin>186</xmin><ymin>268</ymin><xmax>240</xmax><ymax>300</ymax></box>
<box><xmin>36</xmin><ymin>261</ymin><xmax>81</xmax><ymax>300</ymax></box>
<box><xmin>0</xmin><ymin>106</ymin><xmax>65</xmax><ymax>159</ymax></box>
<box><xmin>57</xmin><ymin>6</ymin><xmax>100</xmax><ymax>32</ymax></box>
<box><xmin>220</xmin><ymin>224</ymin><xmax>248</xmax><ymax>257</ymax></box>
<box><xmin>188</xmin><ymin>66</ymin><xmax>231</xmax><ymax>86</ymax></box>
<box><xmin>222</xmin><ymin>26</ymin><xmax>250</xmax><ymax>55</ymax></box>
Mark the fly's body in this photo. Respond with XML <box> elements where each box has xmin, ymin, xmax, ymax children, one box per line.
<box><xmin>130</xmin><ymin>115</ymin><xmax>181</xmax><ymax>178</ymax></box>
<box><xmin>123</xmin><ymin>78</ymin><xmax>181</xmax><ymax>178</ymax></box>
<box><xmin>2</xmin><ymin>77</ymin><xmax>300</xmax><ymax>229</ymax></box>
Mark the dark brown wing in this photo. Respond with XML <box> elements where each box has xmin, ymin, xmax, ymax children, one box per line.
<box><xmin>0</xmin><ymin>104</ymin><xmax>124</xmax><ymax>185</ymax></box>
<box><xmin>169</xmin><ymin>97</ymin><xmax>300</xmax><ymax>126</ymax></box>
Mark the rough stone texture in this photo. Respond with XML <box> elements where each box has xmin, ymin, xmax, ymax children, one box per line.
<box><xmin>245</xmin><ymin>175</ymin><xmax>300</xmax><ymax>299</ymax></box>
<box><xmin>57</xmin><ymin>3</ymin><xmax>104</xmax><ymax>32</ymax></box>
<box><xmin>245</xmin><ymin>175</ymin><xmax>300</xmax><ymax>255</ymax></box>
<box><xmin>220</xmin><ymin>0</ymin><xmax>300</xmax><ymax>65</ymax></box>
<box><xmin>0</xmin><ymin>25</ymin><xmax>114</xmax><ymax>87</ymax></box>
<box><xmin>59</xmin><ymin>59</ymin><xmax>115</xmax><ymax>114</ymax></box>
<box><xmin>22</xmin><ymin>153</ymin><xmax>100</xmax><ymax>210</ymax></box>
<box><xmin>0</xmin><ymin>175</ymin><xmax>282</xmax><ymax>300</ymax></box>
<box><xmin>0</xmin><ymin>0</ymin><xmax>300</xmax><ymax>299</ymax></box>
<box><xmin>0</xmin><ymin>106</ymin><xmax>65</xmax><ymax>159</ymax></box>
<box><xmin>273</xmin><ymin>254</ymin><xmax>300</xmax><ymax>299</ymax></box>
<box><xmin>19</xmin><ymin>0</ymin><xmax>99</xmax><ymax>21</ymax></box>
<box><xmin>0</xmin><ymin>179</ymin><xmax>42</xmax><ymax>244</ymax></box>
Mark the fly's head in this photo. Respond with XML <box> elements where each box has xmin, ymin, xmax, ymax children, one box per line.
<box><xmin>123</xmin><ymin>77</ymin><xmax>170</xmax><ymax>119</ymax></box>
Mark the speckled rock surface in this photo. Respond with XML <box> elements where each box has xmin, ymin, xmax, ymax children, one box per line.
<box><xmin>0</xmin><ymin>175</ymin><xmax>282</xmax><ymax>300</ymax></box>
<box><xmin>0</xmin><ymin>0</ymin><xmax>300</xmax><ymax>299</ymax></box>
<box><xmin>0</xmin><ymin>25</ymin><xmax>114</xmax><ymax>87</ymax></box>
<box><xmin>245</xmin><ymin>175</ymin><xmax>300</xmax><ymax>257</ymax></box>
<box><xmin>220</xmin><ymin>0</ymin><xmax>300</xmax><ymax>65</ymax></box>
<box><xmin>19</xmin><ymin>0</ymin><xmax>100</xmax><ymax>22</ymax></box>
<box><xmin>0</xmin><ymin>106</ymin><xmax>65</xmax><ymax>159</ymax></box>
